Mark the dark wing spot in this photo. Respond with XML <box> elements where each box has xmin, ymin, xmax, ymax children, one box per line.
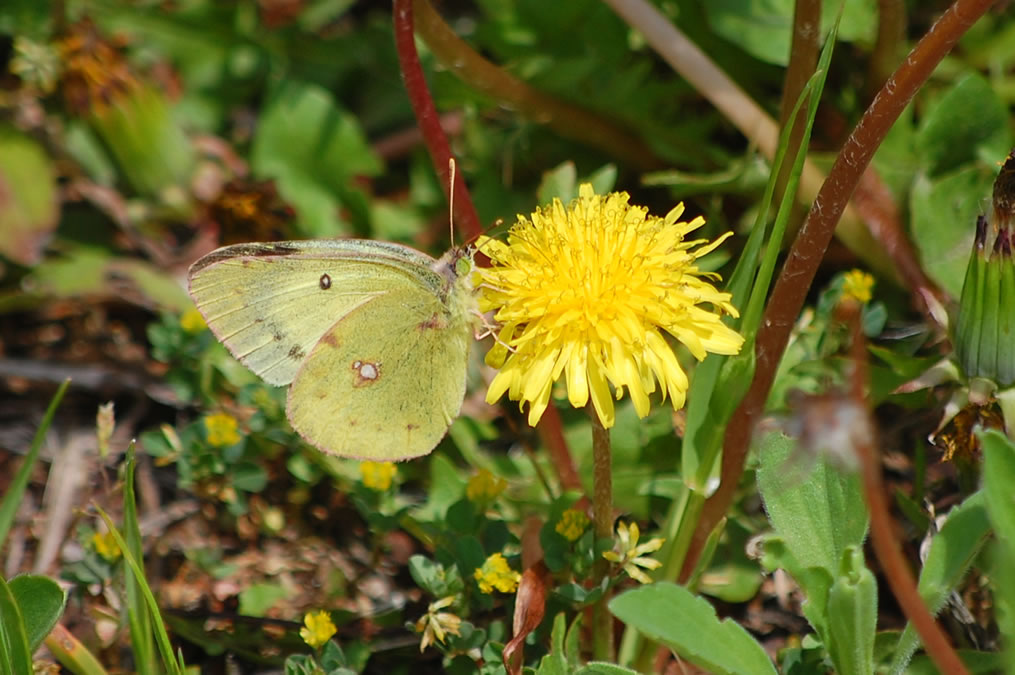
<box><xmin>321</xmin><ymin>332</ymin><xmax>340</xmax><ymax>347</ymax></box>
<box><xmin>319</xmin><ymin>273</ymin><xmax>331</xmax><ymax>290</ymax></box>
<box><xmin>288</xmin><ymin>344</ymin><xmax>306</xmax><ymax>360</ymax></box>
<box><xmin>407</xmin><ymin>423</ymin><xmax>418</xmax><ymax>431</ymax></box>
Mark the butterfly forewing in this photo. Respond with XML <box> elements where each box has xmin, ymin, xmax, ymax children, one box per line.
<box><xmin>187</xmin><ymin>240</ymin><xmax>445</xmax><ymax>386</ymax></box>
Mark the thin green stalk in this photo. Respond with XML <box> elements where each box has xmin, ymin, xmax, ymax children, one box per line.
<box><xmin>589</xmin><ymin>408</ymin><xmax>614</xmax><ymax>662</ymax></box>
<box><xmin>0</xmin><ymin>379</ymin><xmax>69</xmax><ymax>547</ymax></box>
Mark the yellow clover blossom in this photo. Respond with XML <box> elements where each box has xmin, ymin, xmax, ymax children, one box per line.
<box><xmin>91</xmin><ymin>531</ymin><xmax>121</xmax><ymax>562</ymax></box>
<box><xmin>466</xmin><ymin>468</ymin><xmax>507</xmax><ymax>503</ymax></box>
<box><xmin>299</xmin><ymin>610</ymin><xmax>337</xmax><ymax>648</ymax></box>
<box><xmin>415</xmin><ymin>596</ymin><xmax>463</xmax><ymax>652</ymax></box>
<box><xmin>478</xmin><ymin>184</ymin><xmax>743</xmax><ymax>428</ymax></box>
<box><xmin>204</xmin><ymin>412</ymin><xmax>241</xmax><ymax>447</ymax></box>
<box><xmin>602</xmin><ymin>521</ymin><xmax>664</xmax><ymax>584</ymax></box>
<box><xmin>555</xmin><ymin>508</ymin><xmax>591</xmax><ymax>542</ymax></box>
<box><xmin>180</xmin><ymin>307</ymin><xmax>207</xmax><ymax>334</ymax></box>
<box><xmin>360</xmin><ymin>461</ymin><xmax>397</xmax><ymax>491</ymax></box>
<box><xmin>842</xmin><ymin>269</ymin><xmax>874</xmax><ymax>304</ymax></box>
<box><xmin>474</xmin><ymin>553</ymin><xmax>521</xmax><ymax>594</ymax></box>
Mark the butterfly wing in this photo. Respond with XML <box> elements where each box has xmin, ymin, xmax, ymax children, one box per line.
<box><xmin>187</xmin><ymin>240</ymin><xmax>441</xmax><ymax>386</ymax></box>
<box><xmin>286</xmin><ymin>283</ymin><xmax>472</xmax><ymax>460</ymax></box>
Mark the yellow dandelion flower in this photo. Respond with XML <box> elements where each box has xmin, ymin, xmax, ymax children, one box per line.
<box><xmin>204</xmin><ymin>412</ymin><xmax>241</xmax><ymax>447</ymax></box>
<box><xmin>841</xmin><ymin>269</ymin><xmax>874</xmax><ymax>304</ymax></box>
<box><xmin>415</xmin><ymin>596</ymin><xmax>462</xmax><ymax>652</ymax></box>
<box><xmin>91</xmin><ymin>531</ymin><xmax>121</xmax><ymax>562</ymax></box>
<box><xmin>555</xmin><ymin>508</ymin><xmax>590</xmax><ymax>542</ymax></box>
<box><xmin>474</xmin><ymin>553</ymin><xmax>521</xmax><ymax>594</ymax></box>
<box><xmin>466</xmin><ymin>468</ymin><xmax>507</xmax><ymax>503</ymax></box>
<box><xmin>360</xmin><ymin>461</ymin><xmax>397</xmax><ymax>491</ymax></box>
<box><xmin>478</xmin><ymin>184</ymin><xmax>744</xmax><ymax>428</ymax></box>
<box><xmin>180</xmin><ymin>307</ymin><xmax>207</xmax><ymax>334</ymax></box>
<box><xmin>603</xmin><ymin>521</ymin><xmax>665</xmax><ymax>584</ymax></box>
<box><xmin>299</xmin><ymin>610</ymin><xmax>337</xmax><ymax>648</ymax></box>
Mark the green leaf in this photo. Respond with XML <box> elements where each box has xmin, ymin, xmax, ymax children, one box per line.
<box><xmin>980</xmin><ymin>429</ymin><xmax>1015</xmax><ymax>674</ymax></box>
<box><xmin>703</xmin><ymin>0</ymin><xmax>875</xmax><ymax>66</ymax></box>
<box><xmin>537</xmin><ymin>161</ymin><xmax>578</xmax><ymax>204</ymax></box>
<box><xmin>756</xmin><ymin>431</ymin><xmax>868</xmax><ymax>574</ymax></box>
<box><xmin>238</xmin><ymin>583</ymin><xmax>288</xmax><ymax>617</ymax></box>
<box><xmin>825</xmin><ymin>547</ymin><xmax>877</xmax><ymax>675</ymax></box>
<box><xmin>610</xmin><ymin>583</ymin><xmax>776</xmax><ymax>675</ymax></box>
<box><xmin>0</xmin><ymin>124</ymin><xmax>58</xmax><ymax>266</ymax></box>
<box><xmin>981</xmin><ymin>430</ymin><xmax>1015</xmax><ymax>557</ymax></box>
<box><xmin>0</xmin><ymin>575</ymin><xmax>33</xmax><ymax>675</ymax></box>
<box><xmin>8</xmin><ymin>575</ymin><xmax>65</xmax><ymax>653</ymax></box>
<box><xmin>889</xmin><ymin>491</ymin><xmax>991</xmax><ymax>674</ymax></box>
<box><xmin>124</xmin><ymin>444</ymin><xmax>155</xmax><ymax>675</ymax></box>
<box><xmin>251</xmin><ymin>80</ymin><xmax>382</xmax><ymax>237</ymax></box>
<box><xmin>0</xmin><ymin>380</ymin><xmax>68</xmax><ymax>548</ymax></box>
<box><xmin>915</xmin><ymin>73</ymin><xmax>1011</xmax><ymax>178</ymax></box>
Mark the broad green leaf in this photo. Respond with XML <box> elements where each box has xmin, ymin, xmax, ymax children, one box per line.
<box><xmin>251</xmin><ymin>80</ymin><xmax>382</xmax><ymax>237</ymax></box>
<box><xmin>537</xmin><ymin>161</ymin><xmax>578</xmax><ymax>204</ymax></box>
<box><xmin>911</xmin><ymin>165</ymin><xmax>998</xmax><ymax>299</ymax></box>
<box><xmin>0</xmin><ymin>575</ymin><xmax>33</xmax><ymax>675</ymax></box>
<box><xmin>703</xmin><ymin>0</ymin><xmax>875</xmax><ymax>66</ymax></box>
<box><xmin>825</xmin><ymin>547</ymin><xmax>877</xmax><ymax>675</ymax></box>
<box><xmin>8</xmin><ymin>575</ymin><xmax>65</xmax><ymax>652</ymax></box>
<box><xmin>756</xmin><ymin>431</ymin><xmax>868</xmax><ymax>573</ymax></box>
<box><xmin>575</xmin><ymin>663</ymin><xmax>640</xmax><ymax>675</ymax></box>
<box><xmin>915</xmin><ymin>73</ymin><xmax>1011</xmax><ymax>178</ymax></box>
<box><xmin>238</xmin><ymin>583</ymin><xmax>288</xmax><ymax>617</ymax></box>
<box><xmin>610</xmin><ymin>583</ymin><xmax>776</xmax><ymax>675</ymax></box>
<box><xmin>0</xmin><ymin>125</ymin><xmax>58</xmax><ymax>266</ymax></box>
<box><xmin>980</xmin><ymin>429</ymin><xmax>1015</xmax><ymax>674</ymax></box>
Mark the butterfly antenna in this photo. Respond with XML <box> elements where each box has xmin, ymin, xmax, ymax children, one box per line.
<box><xmin>448</xmin><ymin>157</ymin><xmax>457</xmax><ymax>245</ymax></box>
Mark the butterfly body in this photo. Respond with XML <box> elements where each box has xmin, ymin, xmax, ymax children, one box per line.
<box><xmin>188</xmin><ymin>239</ymin><xmax>476</xmax><ymax>460</ymax></box>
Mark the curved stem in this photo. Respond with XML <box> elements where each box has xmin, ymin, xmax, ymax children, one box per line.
<box><xmin>843</xmin><ymin>304</ymin><xmax>969</xmax><ymax>675</ymax></box>
<box><xmin>414</xmin><ymin>0</ymin><xmax>662</xmax><ymax>172</ymax></box>
<box><xmin>393</xmin><ymin>0</ymin><xmax>482</xmax><ymax>240</ymax></box>
<box><xmin>680</xmin><ymin>0</ymin><xmax>997</xmax><ymax>582</ymax></box>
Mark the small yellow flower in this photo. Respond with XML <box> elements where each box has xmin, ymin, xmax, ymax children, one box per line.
<box><xmin>299</xmin><ymin>610</ymin><xmax>337</xmax><ymax>649</ymax></box>
<box><xmin>360</xmin><ymin>461</ymin><xmax>397</xmax><ymax>491</ymax></box>
<box><xmin>204</xmin><ymin>412</ymin><xmax>241</xmax><ymax>447</ymax></box>
<box><xmin>180</xmin><ymin>307</ymin><xmax>207</xmax><ymax>334</ymax></box>
<box><xmin>478</xmin><ymin>184</ymin><xmax>744</xmax><ymax>428</ymax></box>
<box><xmin>466</xmin><ymin>468</ymin><xmax>507</xmax><ymax>503</ymax></box>
<box><xmin>474</xmin><ymin>553</ymin><xmax>521</xmax><ymax>594</ymax></box>
<box><xmin>415</xmin><ymin>596</ymin><xmax>462</xmax><ymax>652</ymax></box>
<box><xmin>603</xmin><ymin>521</ymin><xmax>664</xmax><ymax>584</ymax></box>
<box><xmin>91</xmin><ymin>531</ymin><xmax>121</xmax><ymax>562</ymax></box>
<box><xmin>841</xmin><ymin>269</ymin><xmax>874</xmax><ymax>304</ymax></box>
<box><xmin>555</xmin><ymin>508</ymin><xmax>591</xmax><ymax>542</ymax></box>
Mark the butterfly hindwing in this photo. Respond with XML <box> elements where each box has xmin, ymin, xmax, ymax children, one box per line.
<box><xmin>286</xmin><ymin>285</ymin><xmax>471</xmax><ymax>460</ymax></box>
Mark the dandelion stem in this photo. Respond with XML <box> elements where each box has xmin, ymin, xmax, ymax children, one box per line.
<box><xmin>589</xmin><ymin>407</ymin><xmax>614</xmax><ymax>661</ymax></box>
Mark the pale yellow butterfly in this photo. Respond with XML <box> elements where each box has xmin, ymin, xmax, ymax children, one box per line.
<box><xmin>187</xmin><ymin>238</ymin><xmax>477</xmax><ymax>460</ymax></box>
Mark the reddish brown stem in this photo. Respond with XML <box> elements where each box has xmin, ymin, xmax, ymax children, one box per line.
<box><xmin>842</xmin><ymin>305</ymin><xmax>969</xmax><ymax>675</ymax></box>
<box><xmin>680</xmin><ymin>0</ymin><xmax>997</xmax><ymax>582</ymax></box>
<box><xmin>536</xmin><ymin>406</ymin><xmax>583</xmax><ymax>493</ymax></box>
<box><xmin>392</xmin><ymin>0</ymin><xmax>482</xmax><ymax>240</ymax></box>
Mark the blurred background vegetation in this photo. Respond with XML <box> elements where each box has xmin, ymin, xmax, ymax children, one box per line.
<box><xmin>1</xmin><ymin>0</ymin><xmax>1014</xmax><ymax>672</ymax></box>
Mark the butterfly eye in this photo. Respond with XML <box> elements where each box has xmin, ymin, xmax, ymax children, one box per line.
<box><xmin>319</xmin><ymin>274</ymin><xmax>332</xmax><ymax>290</ymax></box>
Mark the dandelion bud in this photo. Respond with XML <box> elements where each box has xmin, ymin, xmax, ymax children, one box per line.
<box><xmin>954</xmin><ymin>151</ymin><xmax>1015</xmax><ymax>387</ymax></box>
